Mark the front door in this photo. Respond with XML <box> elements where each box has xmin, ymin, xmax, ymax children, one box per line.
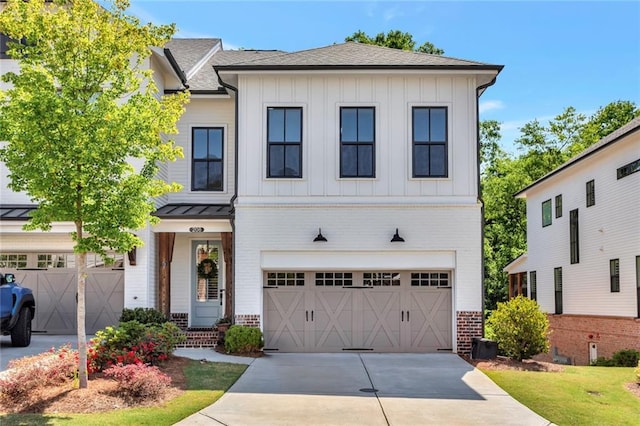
<box><xmin>191</xmin><ymin>241</ymin><xmax>221</xmax><ymax>327</ymax></box>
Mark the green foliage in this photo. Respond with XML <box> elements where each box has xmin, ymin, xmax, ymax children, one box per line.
<box><xmin>592</xmin><ymin>349</ymin><xmax>640</xmax><ymax>367</ymax></box>
<box><xmin>120</xmin><ymin>307</ymin><xmax>169</xmax><ymax>325</ymax></box>
<box><xmin>224</xmin><ymin>325</ymin><xmax>264</xmax><ymax>354</ymax></box>
<box><xmin>345</xmin><ymin>29</ymin><xmax>444</xmax><ymax>54</ymax></box>
<box><xmin>486</xmin><ymin>296</ymin><xmax>549</xmax><ymax>361</ymax></box>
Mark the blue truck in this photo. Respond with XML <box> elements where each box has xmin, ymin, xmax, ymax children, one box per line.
<box><xmin>0</xmin><ymin>273</ymin><xmax>35</xmax><ymax>347</ymax></box>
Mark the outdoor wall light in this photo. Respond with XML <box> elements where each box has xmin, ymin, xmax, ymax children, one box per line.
<box><xmin>390</xmin><ymin>228</ymin><xmax>405</xmax><ymax>243</ymax></box>
<box><xmin>313</xmin><ymin>228</ymin><xmax>328</xmax><ymax>242</ymax></box>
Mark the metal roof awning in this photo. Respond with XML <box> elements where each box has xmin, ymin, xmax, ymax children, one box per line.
<box><xmin>0</xmin><ymin>205</ymin><xmax>37</xmax><ymax>220</ymax></box>
<box><xmin>153</xmin><ymin>203</ymin><xmax>232</xmax><ymax>220</ymax></box>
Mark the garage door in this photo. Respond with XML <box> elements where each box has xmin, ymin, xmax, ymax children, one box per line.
<box><xmin>1</xmin><ymin>253</ymin><xmax>124</xmax><ymax>334</ymax></box>
<box><xmin>264</xmin><ymin>271</ymin><xmax>451</xmax><ymax>352</ymax></box>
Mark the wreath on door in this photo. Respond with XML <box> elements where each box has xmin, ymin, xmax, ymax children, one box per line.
<box><xmin>197</xmin><ymin>258</ymin><xmax>217</xmax><ymax>279</ymax></box>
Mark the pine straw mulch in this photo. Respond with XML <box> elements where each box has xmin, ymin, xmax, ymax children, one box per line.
<box><xmin>0</xmin><ymin>356</ymin><xmax>191</xmax><ymax>415</ymax></box>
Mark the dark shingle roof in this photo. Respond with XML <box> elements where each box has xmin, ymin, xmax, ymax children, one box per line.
<box><xmin>154</xmin><ymin>204</ymin><xmax>232</xmax><ymax>219</ymax></box>
<box><xmin>515</xmin><ymin>115</ymin><xmax>640</xmax><ymax>197</ymax></box>
<box><xmin>215</xmin><ymin>42</ymin><xmax>503</xmax><ymax>71</ymax></box>
<box><xmin>164</xmin><ymin>38</ymin><xmax>221</xmax><ymax>77</ymax></box>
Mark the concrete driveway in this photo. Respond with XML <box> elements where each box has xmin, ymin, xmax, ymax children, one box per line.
<box><xmin>177</xmin><ymin>353</ymin><xmax>553</xmax><ymax>426</ymax></box>
<box><xmin>0</xmin><ymin>334</ymin><xmax>80</xmax><ymax>371</ymax></box>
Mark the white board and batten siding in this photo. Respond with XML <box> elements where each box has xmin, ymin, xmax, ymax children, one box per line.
<box><xmin>525</xmin><ymin>134</ymin><xmax>640</xmax><ymax>317</ymax></box>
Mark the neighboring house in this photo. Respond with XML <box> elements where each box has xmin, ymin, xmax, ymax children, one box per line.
<box><xmin>505</xmin><ymin>117</ymin><xmax>640</xmax><ymax>365</ymax></box>
<box><xmin>1</xmin><ymin>23</ymin><xmax>503</xmax><ymax>355</ymax></box>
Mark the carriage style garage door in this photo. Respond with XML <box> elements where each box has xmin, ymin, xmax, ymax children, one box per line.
<box><xmin>264</xmin><ymin>271</ymin><xmax>452</xmax><ymax>352</ymax></box>
<box><xmin>1</xmin><ymin>253</ymin><xmax>124</xmax><ymax>334</ymax></box>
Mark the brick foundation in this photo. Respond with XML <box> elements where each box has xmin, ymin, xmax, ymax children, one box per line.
<box><xmin>235</xmin><ymin>314</ymin><xmax>261</xmax><ymax>328</ymax></box>
<box><xmin>536</xmin><ymin>314</ymin><xmax>640</xmax><ymax>366</ymax></box>
<box><xmin>170</xmin><ymin>313</ymin><xmax>188</xmax><ymax>331</ymax></box>
<box><xmin>456</xmin><ymin>311</ymin><xmax>483</xmax><ymax>356</ymax></box>
<box><xmin>170</xmin><ymin>312</ymin><xmax>219</xmax><ymax>348</ymax></box>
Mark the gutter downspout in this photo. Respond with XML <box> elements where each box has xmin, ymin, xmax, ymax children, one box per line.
<box><xmin>214</xmin><ymin>68</ymin><xmax>238</xmax><ymax>321</ymax></box>
<box><xmin>476</xmin><ymin>75</ymin><xmax>498</xmax><ymax>339</ymax></box>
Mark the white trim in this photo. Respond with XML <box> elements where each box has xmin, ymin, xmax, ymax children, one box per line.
<box><xmin>152</xmin><ymin>219</ymin><xmax>231</xmax><ymax>233</ymax></box>
<box><xmin>184</xmin><ymin>42</ymin><xmax>222</xmax><ymax>81</ymax></box>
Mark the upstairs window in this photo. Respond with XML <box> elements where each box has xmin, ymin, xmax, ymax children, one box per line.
<box><xmin>412</xmin><ymin>107</ymin><xmax>448</xmax><ymax>178</ymax></box>
<box><xmin>542</xmin><ymin>199</ymin><xmax>552</xmax><ymax>227</ymax></box>
<box><xmin>340</xmin><ymin>107</ymin><xmax>375</xmax><ymax>178</ymax></box>
<box><xmin>586</xmin><ymin>179</ymin><xmax>595</xmax><ymax>207</ymax></box>
<box><xmin>610</xmin><ymin>259</ymin><xmax>620</xmax><ymax>293</ymax></box>
<box><xmin>0</xmin><ymin>34</ymin><xmax>10</xmax><ymax>59</ymax></box>
<box><xmin>192</xmin><ymin>127</ymin><xmax>224</xmax><ymax>191</ymax></box>
<box><xmin>267</xmin><ymin>107</ymin><xmax>302</xmax><ymax>178</ymax></box>
<box><xmin>570</xmin><ymin>209</ymin><xmax>579</xmax><ymax>264</ymax></box>
<box><xmin>617</xmin><ymin>158</ymin><xmax>640</xmax><ymax>180</ymax></box>
<box><xmin>529</xmin><ymin>271</ymin><xmax>537</xmax><ymax>301</ymax></box>
<box><xmin>555</xmin><ymin>194</ymin><xmax>563</xmax><ymax>218</ymax></box>
<box><xmin>554</xmin><ymin>267</ymin><xmax>563</xmax><ymax>314</ymax></box>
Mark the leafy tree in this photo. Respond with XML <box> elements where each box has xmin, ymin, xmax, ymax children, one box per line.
<box><xmin>345</xmin><ymin>30</ymin><xmax>444</xmax><ymax>55</ymax></box>
<box><xmin>486</xmin><ymin>295</ymin><xmax>550</xmax><ymax>361</ymax></box>
<box><xmin>0</xmin><ymin>0</ymin><xmax>188</xmax><ymax>387</ymax></box>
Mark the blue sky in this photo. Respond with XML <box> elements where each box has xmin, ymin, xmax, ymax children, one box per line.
<box><xmin>128</xmin><ymin>1</ymin><xmax>640</xmax><ymax>151</ymax></box>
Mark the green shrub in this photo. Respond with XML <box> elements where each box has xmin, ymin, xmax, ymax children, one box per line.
<box><xmin>486</xmin><ymin>295</ymin><xmax>550</xmax><ymax>361</ymax></box>
<box><xmin>612</xmin><ymin>349</ymin><xmax>640</xmax><ymax>367</ymax></box>
<box><xmin>120</xmin><ymin>307</ymin><xmax>169</xmax><ymax>325</ymax></box>
<box><xmin>224</xmin><ymin>325</ymin><xmax>263</xmax><ymax>354</ymax></box>
<box><xmin>591</xmin><ymin>356</ymin><xmax>615</xmax><ymax>367</ymax></box>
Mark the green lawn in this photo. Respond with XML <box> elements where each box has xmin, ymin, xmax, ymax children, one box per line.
<box><xmin>483</xmin><ymin>366</ymin><xmax>640</xmax><ymax>426</ymax></box>
<box><xmin>0</xmin><ymin>360</ymin><xmax>247</xmax><ymax>426</ymax></box>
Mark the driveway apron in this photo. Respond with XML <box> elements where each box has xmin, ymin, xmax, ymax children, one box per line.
<box><xmin>177</xmin><ymin>353</ymin><xmax>552</xmax><ymax>426</ymax></box>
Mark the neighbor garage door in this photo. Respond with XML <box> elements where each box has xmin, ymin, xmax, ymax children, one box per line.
<box><xmin>264</xmin><ymin>271</ymin><xmax>451</xmax><ymax>352</ymax></box>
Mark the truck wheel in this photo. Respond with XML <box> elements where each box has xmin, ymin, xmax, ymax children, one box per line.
<box><xmin>11</xmin><ymin>307</ymin><xmax>32</xmax><ymax>347</ymax></box>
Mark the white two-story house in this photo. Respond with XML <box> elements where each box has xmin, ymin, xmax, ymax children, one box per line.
<box><xmin>2</xmin><ymin>20</ymin><xmax>502</xmax><ymax>354</ymax></box>
<box><xmin>505</xmin><ymin>117</ymin><xmax>640</xmax><ymax>365</ymax></box>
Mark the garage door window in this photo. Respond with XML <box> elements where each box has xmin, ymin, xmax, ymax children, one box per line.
<box><xmin>315</xmin><ymin>272</ymin><xmax>353</xmax><ymax>286</ymax></box>
<box><xmin>363</xmin><ymin>272</ymin><xmax>400</xmax><ymax>286</ymax></box>
<box><xmin>266</xmin><ymin>272</ymin><xmax>305</xmax><ymax>286</ymax></box>
<box><xmin>0</xmin><ymin>253</ymin><xmax>27</xmax><ymax>268</ymax></box>
<box><xmin>411</xmin><ymin>272</ymin><xmax>450</xmax><ymax>287</ymax></box>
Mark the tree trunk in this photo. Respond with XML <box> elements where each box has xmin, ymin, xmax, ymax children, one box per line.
<box><xmin>76</xmin><ymin>222</ymin><xmax>88</xmax><ymax>389</ymax></box>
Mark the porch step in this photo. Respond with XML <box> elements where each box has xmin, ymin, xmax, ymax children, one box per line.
<box><xmin>178</xmin><ymin>328</ymin><xmax>219</xmax><ymax>348</ymax></box>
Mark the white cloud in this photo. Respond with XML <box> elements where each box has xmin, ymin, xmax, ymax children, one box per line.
<box><xmin>478</xmin><ymin>100</ymin><xmax>504</xmax><ymax>114</ymax></box>
<box><xmin>383</xmin><ymin>7</ymin><xmax>403</xmax><ymax>21</ymax></box>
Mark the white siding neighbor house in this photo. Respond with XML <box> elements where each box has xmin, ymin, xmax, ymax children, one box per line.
<box><xmin>505</xmin><ymin>117</ymin><xmax>640</xmax><ymax>365</ymax></box>
<box><xmin>1</xmin><ymin>24</ymin><xmax>503</xmax><ymax>355</ymax></box>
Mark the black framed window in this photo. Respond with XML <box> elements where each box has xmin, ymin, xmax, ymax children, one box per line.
<box><xmin>610</xmin><ymin>259</ymin><xmax>620</xmax><ymax>293</ymax></box>
<box><xmin>412</xmin><ymin>107</ymin><xmax>448</xmax><ymax>177</ymax></box>
<box><xmin>586</xmin><ymin>179</ymin><xmax>595</xmax><ymax>207</ymax></box>
<box><xmin>555</xmin><ymin>194</ymin><xmax>562</xmax><ymax>218</ymax></box>
<box><xmin>617</xmin><ymin>158</ymin><xmax>640</xmax><ymax>180</ymax></box>
<box><xmin>529</xmin><ymin>271</ymin><xmax>537</xmax><ymax>301</ymax></box>
<box><xmin>192</xmin><ymin>127</ymin><xmax>223</xmax><ymax>191</ymax></box>
<box><xmin>340</xmin><ymin>107</ymin><xmax>375</xmax><ymax>178</ymax></box>
<box><xmin>267</xmin><ymin>107</ymin><xmax>302</xmax><ymax>178</ymax></box>
<box><xmin>636</xmin><ymin>256</ymin><xmax>640</xmax><ymax>318</ymax></box>
<box><xmin>554</xmin><ymin>267</ymin><xmax>563</xmax><ymax>314</ymax></box>
<box><xmin>542</xmin><ymin>199</ymin><xmax>552</xmax><ymax>227</ymax></box>
<box><xmin>570</xmin><ymin>209</ymin><xmax>579</xmax><ymax>264</ymax></box>
<box><xmin>0</xmin><ymin>33</ymin><xmax>10</xmax><ymax>59</ymax></box>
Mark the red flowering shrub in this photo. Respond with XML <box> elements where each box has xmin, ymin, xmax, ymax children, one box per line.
<box><xmin>0</xmin><ymin>345</ymin><xmax>78</xmax><ymax>402</ymax></box>
<box><xmin>103</xmin><ymin>363</ymin><xmax>171</xmax><ymax>402</ymax></box>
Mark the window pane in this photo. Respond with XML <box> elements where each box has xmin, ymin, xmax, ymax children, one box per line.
<box><xmin>341</xmin><ymin>108</ymin><xmax>357</xmax><ymax>142</ymax></box>
<box><xmin>208</xmin><ymin>162</ymin><xmax>222</xmax><ymax>191</ymax></box>
<box><xmin>285</xmin><ymin>145</ymin><xmax>300</xmax><ymax>177</ymax></box>
<box><xmin>358</xmin><ymin>144</ymin><xmax>373</xmax><ymax>176</ymax></box>
<box><xmin>268</xmin><ymin>108</ymin><xmax>284</xmax><ymax>142</ymax></box>
<box><xmin>208</xmin><ymin>129</ymin><xmax>222</xmax><ymax>159</ymax></box>
<box><xmin>341</xmin><ymin>144</ymin><xmax>357</xmax><ymax>176</ymax></box>
<box><xmin>413</xmin><ymin>108</ymin><xmax>429</xmax><ymax>142</ymax></box>
<box><xmin>193</xmin><ymin>162</ymin><xmax>207</xmax><ymax>190</ymax></box>
<box><xmin>430</xmin><ymin>144</ymin><xmax>446</xmax><ymax>176</ymax></box>
<box><xmin>430</xmin><ymin>108</ymin><xmax>446</xmax><ymax>141</ymax></box>
<box><xmin>358</xmin><ymin>108</ymin><xmax>374</xmax><ymax>142</ymax></box>
<box><xmin>414</xmin><ymin>145</ymin><xmax>429</xmax><ymax>177</ymax></box>
<box><xmin>269</xmin><ymin>145</ymin><xmax>285</xmax><ymax>177</ymax></box>
<box><xmin>542</xmin><ymin>200</ymin><xmax>552</xmax><ymax>227</ymax></box>
<box><xmin>285</xmin><ymin>109</ymin><xmax>301</xmax><ymax>143</ymax></box>
<box><xmin>193</xmin><ymin>129</ymin><xmax>208</xmax><ymax>159</ymax></box>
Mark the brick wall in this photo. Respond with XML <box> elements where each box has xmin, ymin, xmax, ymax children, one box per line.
<box><xmin>456</xmin><ymin>311</ymin><xmax>483</xmax><ymax>355</ymax></box>
<box><xmin>170</xmin><ymin>312</ymin><xmax>188</xmax><ymax>331</ymax></box>
<box><xmin>537</xmin><ymin>314</ymin><xmax>640</xmax><ymax>366</ymax></box>
<box><xmin>235</xmin><ymin>314</ymin><xmax>260</xmax><ymax>328</ymax></box>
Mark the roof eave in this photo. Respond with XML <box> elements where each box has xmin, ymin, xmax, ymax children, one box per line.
<box><xmin>215</xmin><ymin>64</ymin><xmax>504</xmax><ymax>72</ymax></box>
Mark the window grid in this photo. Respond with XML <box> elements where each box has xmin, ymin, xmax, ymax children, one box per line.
<box><xmin>340</xmin><ymin>107</ymin><xmax>375</xmax><ymax>178</ymax></box>
<box><xmin>412</xmin><ymin>107</ymin><xmax>448</xmax><ymax>178</ymax></box>
<box><xmin>610</xmin><ymin>259</ymin><xmax>620</xmax><ymax>293</ymax></box>
<box><xmin>570</xmin><ymin>209</ymin><xmax>579</xmax><ymax>264</ymax></box>
<box><xmin>410</xmin><ymin>272</ymin><xmax>450</xmax><ymax>287</ymax></box>
<box><xmin>363</xmin><ymin>272</ymin><xmax>400</xmax><ymax>286</ymax></box>
<box><xmin>0</xmin><ymin>254</ymin><xmax>27</xmax><ymax>268</ymax></box>
<box><xmin>315</xmin><ymin>272</ymin><xmax>353</xmax><ymax>286</ymax></box>
<box><xmin>266</xmin><ymin>272</ymin><xmax>305</xmax><ymax>287</ymax></box>
<box><xmin>529</xmin><ymin>271</ymin><xmax>537</xmax><ymax>301</ymax></box>
<box><xmin>555</xmin><ymin>194</ymin><xmax>562</xmax><ymax>218</ymax></box>
<box><xmin>192</xmin><ymin>127</ymin><xmax>224</xmax><ymax>191</ymax></box>
<box><xmin>267</xmin><ymin>107</ymin><xmax>302</xmax><ymax>178</ymax></box>
<box><xmin>554</xmin><ymin>267</ymin><xmax>563</xmax><ymax>314</ymax></box>
<box><xmin>586</xmin><ymin>180</ymin><xmax>595</xmax><ymax>207</ymax></box>
<box><xmin>542</xmin><ymin>199</ymin><xmax>552</xmax><ymax>227</ymax></box>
